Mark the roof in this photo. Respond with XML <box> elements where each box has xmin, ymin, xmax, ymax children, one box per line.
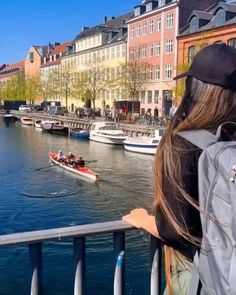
<box><xmin>0</xmin><ymin>60</ymin><xmax>24</xmax><ymax>77</ymax></box>
<box><xmin>74</xmin><ymin>12</ymin><xmax>133</xmax><ymax>42</ymax></box>
<box><xmin>51</xmin><ymin>41</ymin><xmax>73</xmax><ymax>55</ymax></box>
<box><xmin>180</xmin><ymin>1</ymin><xmax>236</xmax><ymax>36</ymax></box>
<box><xmin>188</xmin><ymin>10</ymin><xmax>213</xmax><ymax>22</ymax></box>
<box><xmin>41</xmin><ymin>41</ymin><xmax>73</xmax><ymax>68</ymax></box>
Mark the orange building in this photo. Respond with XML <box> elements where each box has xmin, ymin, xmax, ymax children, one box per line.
<box><xmin>177</xmin><ymin>1</ymin><xmax>236</xmax><ymax>72</ymax></box>
<box><xmin>24</xmin><ymin>44</ymin><xmax>56</xmax><ymax>78</ymax></box>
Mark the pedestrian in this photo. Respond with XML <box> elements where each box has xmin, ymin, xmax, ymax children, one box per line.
<box><xmin>122</xmin><ymin>43</ymin><xmax>236</xmax><ymax>295</ymax></box>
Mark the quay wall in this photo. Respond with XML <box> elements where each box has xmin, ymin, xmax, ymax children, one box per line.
<box><xmin>11</xmin><ymin>111</ymin><xmax>165</xmax><ymax>137</ymax></box>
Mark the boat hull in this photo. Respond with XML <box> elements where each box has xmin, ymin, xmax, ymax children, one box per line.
<box><xmin>71</xmin><ymin>129</ymin><xmax>89</xmax><ymax>139</ymax></box>
<box><xmin>21</xmin><ymin>118</ymin><xmax>34</xmax><ymax>125</ymax></box>
<box><xmin>124</xmin><ymin>142</ymin><xmax>157</xmax><ymax>155</ymax></box>
<box><xmin>41</xmin><ymin>123</ymin><xmax>68</xmax><ymax>135</ymax></box>
<box><xmin>89</xmin><ymin>133</ymin><xmax>126</xmax><ymax>145</ymax></box>
<box><xmin>49</xmin><ymin>152</ymin><xmax>98</xmax><ymax>182</ymax></box>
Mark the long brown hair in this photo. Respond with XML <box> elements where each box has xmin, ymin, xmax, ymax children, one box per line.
<box><xmin>155</xmin><ymin>77</ymin><xmax>236</xmax><ymax>294</ymax></box>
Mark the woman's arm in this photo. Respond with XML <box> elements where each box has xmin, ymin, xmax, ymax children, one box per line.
<box><xmin>122</xmin><ymin>208</ymin><xmax>159</xmax><ymax>238</ymax></box>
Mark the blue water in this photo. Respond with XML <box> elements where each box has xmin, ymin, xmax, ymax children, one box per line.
<box><xmin>0</xmin><ymin>118</ymin><xmax>156</xmax><ymax>295</ymax></box>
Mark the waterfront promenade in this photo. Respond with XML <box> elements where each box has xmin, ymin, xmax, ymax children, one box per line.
<box><xmin>10</xmin><ymin>110</ymin><xmax>166</xmax><ymax>137</ymax></box>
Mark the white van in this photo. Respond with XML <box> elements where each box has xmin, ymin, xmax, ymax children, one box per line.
<box><xmin>19</xmin><ymin>105</ymin><xmax>31</xmax><ymax>112</ymax></box>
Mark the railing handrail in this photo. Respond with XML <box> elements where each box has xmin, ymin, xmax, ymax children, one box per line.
<box><xmin>0</xmin><ymin>221</ymin><xmax>134</xmax><ymax>247</ymax></box>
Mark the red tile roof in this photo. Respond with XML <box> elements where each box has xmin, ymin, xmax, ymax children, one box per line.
<box><xmin>51</xmin><ymin>41</ymin><xmax>73</xmax><ymax>55</ymax></box>
<box><xmin>3</xmin><ymin>60</ymin><xmax>25</xmax><ymax>72</ymax></box>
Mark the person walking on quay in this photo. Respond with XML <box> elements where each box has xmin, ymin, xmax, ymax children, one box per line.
<box><xmin>123</xmin><ymin>43</ymin><xmax>236</xmax><ymax>295</ymax></box>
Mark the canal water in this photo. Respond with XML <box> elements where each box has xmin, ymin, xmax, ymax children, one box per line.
<box><xmin>0</xmin><ymin>118</ymin><xmax>156</xmax><ymax>295</ymax></box>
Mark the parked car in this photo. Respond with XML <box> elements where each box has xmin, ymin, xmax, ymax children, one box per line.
<box><xmin>47</xmin><ymin>106</ymin><xmax>68</xmax><ymax>116</ymax></box>
<box><xmin>19</xmin><ymin>105</ymin><xmax>31</xmax><ymax>112</ymax></box>
<box><xmin>75</xmin><ymin>108</ymin><xmax>85</xmax><ymax>118</ymax></box>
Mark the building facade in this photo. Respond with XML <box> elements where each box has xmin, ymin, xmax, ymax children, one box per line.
<box><xmin>127</xmin><ymin>0</ymin><xmax>222</xmax><ymax>117</ymax></box>
<box><xmin>61</xmin><ymin>13</ymin><xmax>133</xmax><ymax>112</ymax></box>
<box><xmin>0</xmin><ymin>61</ymin><xmax>25</xmax><ymax>103</ymax></box>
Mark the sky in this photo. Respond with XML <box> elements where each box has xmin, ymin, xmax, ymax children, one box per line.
<box><xmin>0</xmin><ymin>0</ymin><xmax>139</xmax><ymax>64</ymax></box>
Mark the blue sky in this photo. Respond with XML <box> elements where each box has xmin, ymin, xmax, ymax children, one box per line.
<box><xmin>0</xmin><ymin>0</ymin><xmax>138</xmax><ymax>64</ymax></box>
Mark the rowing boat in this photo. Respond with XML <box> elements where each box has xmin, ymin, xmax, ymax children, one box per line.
<box><xmin>49</xmin><ymin>152</ymin><xmax>98</xmax><ymax>182</ymax></box>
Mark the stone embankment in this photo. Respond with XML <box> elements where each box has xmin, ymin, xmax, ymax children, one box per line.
<box><xmin>11</xmin><ymin>111</ymin><xmax>166</xmax><ymax>137</ymax></box>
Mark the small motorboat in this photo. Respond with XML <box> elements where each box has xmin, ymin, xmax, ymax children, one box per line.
<box><xmin>41</xmin><ymin>121</ymin><xmax>68</xmax><ymax>135</ymax></box>
<box><xmin>89</xmin><ymin>121</ymin><xmax>128</xmax><ymax>145</ymax></box>
<box><xmin>71</xmin><ymin>128</ymin><xmax>89</xmax><ymax>139</ymax></box>
<box><xmin>21</xmin><ymin>117</ymin><xmax>34</xmax><ymax>126</ymax></box>
<box><xmin>2</xmin><ymin>114</ymin><xmax>18</xmax><ymax>123</ymax></box>
<box><xmin>49</xmin><ymin>152</ymin><xmax>98</xmax><ymax>182</ymax></box>
<box><xmin>123</xmin><ymin>129</ymin><xmax>164</xmax><ymax>155</ymax></box>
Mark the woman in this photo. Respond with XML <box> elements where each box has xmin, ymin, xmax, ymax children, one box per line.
<box><xmin>122</xmin><ymin>43</ymin><xmax>236</xmax><ymax>295</ymax></box>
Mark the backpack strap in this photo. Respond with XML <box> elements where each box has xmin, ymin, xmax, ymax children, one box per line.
<box><xmin>188</xmin><ymin>252</ymin><xmax>202</xmax><ymax>295</ymax></box>
<box><xmin>179</xmin><ymin>130</ymin><xmax>217</xmax><ymax>150</ymax></box>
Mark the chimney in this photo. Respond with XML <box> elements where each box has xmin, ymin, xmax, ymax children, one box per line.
<box><xmin>111</xmin><ymin>16</ymin><xmax>115</xmax><ymax>20</ymax></box>
<box><xmin>104</xmin><ymin>16</ymin><xmax>108</xmax><ymax>23</ymax></box>
<box><xmin>82</xmin><ymin>26</ymin><xmax>89</xmax><ymax>32</ymax></box>
<box><xmin>43</xmin><ymin>57</ymin><xmax>47</xmax><ymax>64</ymax></box>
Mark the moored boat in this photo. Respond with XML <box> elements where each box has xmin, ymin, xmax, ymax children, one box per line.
<box><xmin>49</xmin><ymin>152</ymin><xmax>98</xmax><ymax>182</ymax></box>
<box><xmin>41</xmin><ymin>121</ymin><xmax>68</xmax><ymax>135</ymax></box>
<box><xmin>71</xmin><ymin>128</ymin><xmax>89</xmax><ymax>139</ymax></box>
<box><xmin>34</xmin><ymin>120</ymin><xmax>42</xmax><ymax>128</ymax></box>
<box><xmin>123</xmin><ymin>129</ymin><xmax>164</xmax><ymax>155</ymax></box>
<box><xmin>21</xmin><ymin>117</ymin><xmax>34</xmax><ymax>126</ymax></box>
<box><xmin>89</xmin><ymin>121</ymin><xmax>128</xmax><ymax>145</ymax></box>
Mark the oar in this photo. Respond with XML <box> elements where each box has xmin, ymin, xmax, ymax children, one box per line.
<box><xmin>34</xmin><ymin>164</ymin><xmax>55</xmax><ymax>171</ymax></box>
<box><xmin>84</xmin><ymin>160</ymin><xmax>97</xmax><ymax>164</ymax></box>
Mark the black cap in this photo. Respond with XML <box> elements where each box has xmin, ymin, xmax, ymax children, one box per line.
<box><xmin>174</xmin><ymin>44</ymin><xmax>236</xmax><ymax>90</ymax></box>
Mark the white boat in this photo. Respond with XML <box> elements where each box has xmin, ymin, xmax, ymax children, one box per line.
<box><xmin>89</xmin><ymin>121</ymin><xmax>128</xmax><ymax>145</ymax></box>
<box><xmin>21</xmin><ymin>117</ymin><xmax>34</xmax><ymax>126</ymax></box>
<box><xmin>123</xmin><ymin>129</ymin><xmax>164</xmax><ymax>155</ymax></box>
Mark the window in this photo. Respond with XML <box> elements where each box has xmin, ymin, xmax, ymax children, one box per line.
<box><xmin>131</xmin><ymin>26</ymin><xmax>135</xmax><ymax>39</ymax></box>
<box><xmin>189</xmin><ymin>16</ymin><xmax>199</xmax><ymax>33</ymax></box>
<box><xmin>159</xmin><ymin>0</ymin><xmax>165</xmax><ymax>7</ymax></box>
<box><xmin>148</xmin><ymin>91</ymin><xmax>152</xmax><ymax>104</ymax></box>
<box><xmin>155</xmin><ymin>65</ymin><xmax>160</xmax><ymax>80</ymax></box>
<box><xmin>154</xmin><ymin>90</ymin><xmax>159</xmax><ymax>103</ymax></box>
<box><xmin>214</xmin><ymin>8</ymin><xmax>225</xmax><ymax>26</ymax></box>
<box><xmin>156</xmin><ymin>17</ymin><xmax>161</xmax><ymax>31</ymax></box>
<box><xmin>166</xmin><ymin>12</ymin><xmax>174</xmax><ymax>28</ymax></box>
<box><xmin>129</xmin><ymin>48</ymin><xmax>134</xmax><ymax>60</ymax></box>
<box><xmin>165</xmin><ymin>64</ymin><xmax>172</xmax><ymax>80</ymax></box>
<box><xmin>136</xmin><ymin>46</ymin><xmax>141</xmax><ymax>59</ymax></box>
<box><xmin>140</xmin><ymin>91</ymin><xmax>145</xmax><ymax>103</ymax></box>
<box><xmin>149</xmin><ymin>19</ymin><xmax>154</xmax><ymax>33</ymax></box>
<box><xmin>147</xmin><ymin>67</ymin><xmax>153</xmax><ymax>80</ymax></box>
<box><xmin>146</xmin><ymin>3</ymin><xmax>152</xmax><ymax>12</ymax></box>
<box><xmin>122</xmin><ymin>45</ymin><xmax>126</xmax><ymax>57</ymax></box>
<box><xmin>136</xmin><ymin>24</ymin><xmax>141</xmax><ymax>37</ymax></box>
<box><xmin>188</xmin><ymin>46</ymin><xmax>196</xmax><ymax>63</ymax></box>
<box><xmin>165</xmin><ymin>39</ymin><xmax>173</xmax><ymax>53</ymax></box>
<box><xmin>135</xmin><ymin>7</ymin><xmax>141</xmax><ymax>17</ymax></box>
<box><xmin>111</xmin><ymin>47</ymin><xmax>115</xmax><ymax>59</ymax></box>
<box><xmin>149</xmin><ymin>43</ymin><xmax>154</xmax><ymax>57</ymax></box>
<box><xmin>29</xmin><ymin>52</ymin><xmax>34</xmax><ymax>63</ymax></box>
<box><xmin>156</xmin><ymin>41</ymin><xmax>161</xmax><ymax>55</ymax></box>
<box><xmin>228</xmin><ymin>38</ymin><xmax>236</xmax><ymax>49</ymax></box>
<box><xmin>142</xmin><ymin>45</ymin><xmax>147</xmax><ymax>58</ymax></box>
<box><xmin>143</xmin><ymin>21</ymin><xmax>147</xmax><ymax>35</ymax></box>
<box><xmin>116</xmin><ymin>46</ymin><xmax>121</xmax><ymax>58</ymax></box>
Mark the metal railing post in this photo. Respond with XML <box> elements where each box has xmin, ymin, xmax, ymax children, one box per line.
<box><xmin>29</xmin><ymin>243</ymin><xmax>42</xmax><ymax>295</ymax></box>
<box><xmin>150</xmin><ymin>236</ymin><xmax>163</xmax><ymax>295</ymax></box>
<box><xmin>73</xmin><ymin>237</ymin><xmax>86</xmax><ymax>295</ymax></box>
<box><xmin>113</xmin><ymin>231</ymin><xmax>125</xmax><ymax>295</ymax></box>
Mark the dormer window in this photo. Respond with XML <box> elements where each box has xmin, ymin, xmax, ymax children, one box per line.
<box><xmin>214</xmin><ymin>8</ymin><xmax>225</xmax><ymax>26</ymax></box>
<box><xmin>146</xmin><ymin>3</ymin><xmax>152</xmax><ymax>12</ymax></box>
<box><xmin>159</xmin><ymin>0</ymin><xmax>165</xmax><ymax>7</ymax></box>
<box><xmin>135</xmin><ymin>7</ymin><xmax>141</xmax><ymax>17</ymax></box>
<box><xmin>189</xmin><ymin>16</ymin><xmax>199</xmax><ymax>33</ymax></box>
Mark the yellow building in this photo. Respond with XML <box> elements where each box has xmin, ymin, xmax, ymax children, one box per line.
<box><xmin>61</xmin><ymin>12</ymin><xmax>133</xmax><ymax>111</ymax></box>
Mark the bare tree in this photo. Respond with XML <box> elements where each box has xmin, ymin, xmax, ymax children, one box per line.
<box><xmin>73</xmin><ymin>60</ymin><xmax>110</xmax><ymax>111</ymax></box>
<box><xmin>118</xmin><ymin>58</ymin><xmax>150</xmax><ymax>114</ymax></box>
<box><xmin>40</xmin><ymin>70</ymin><xmax>58</xmax><ymax>102</ymax></box>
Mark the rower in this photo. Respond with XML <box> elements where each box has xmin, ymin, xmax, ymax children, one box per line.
<box><xmin>67</xmin><ymin>152</ymin><xmax>76</xmax><ymax>166</ymax></box>
<box><xmin>77</xmin><ymin>156</ymin><xmax>85</xmax><ymax>167</ymax></box>
<box><xmin>57</xmin><ymin>150</ymin><xmax>65</xmax><ymax>162</ymax></box>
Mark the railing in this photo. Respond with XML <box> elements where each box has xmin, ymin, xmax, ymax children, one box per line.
<box><xmin>0</xmin><ymin>221</ymin><xmax>163</xmax><ymax>295</ymax></box>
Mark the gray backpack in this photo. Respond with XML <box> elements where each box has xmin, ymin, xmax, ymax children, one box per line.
<box><xmin>179</xmin><ymin>123</ymin><xmax>236</xmax><ymax>295</ymax></box>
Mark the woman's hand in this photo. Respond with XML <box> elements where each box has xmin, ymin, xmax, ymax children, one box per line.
<box><xmin>122</xmin><ymin>208</ymin><xmax>159</xmax><ymax>237</ymax></box>
<box><xmin>122</xmin><ymin>208</ymin><xmax>149</xmax><ymax>228</ymax></box>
